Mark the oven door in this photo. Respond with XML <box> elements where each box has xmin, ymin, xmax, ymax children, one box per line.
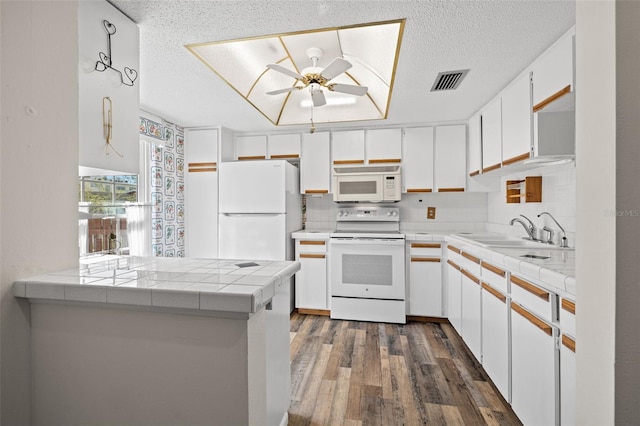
<box><xmin>329</xmin><ymin>238</ymin><xmax>405</xmax><ymax>300</ymax></box>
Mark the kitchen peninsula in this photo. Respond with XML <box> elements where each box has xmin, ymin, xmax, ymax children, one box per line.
<box><xmin>14</xmin><ymin>256</ymin><xmax>299</xmax><ymax>426</ymax></box>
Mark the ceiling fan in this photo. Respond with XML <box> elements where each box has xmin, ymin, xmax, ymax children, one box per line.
<box><xmin>266</xmin><ymin>47</ymin><xmax>368</xmax><ymax>107</ymax></box>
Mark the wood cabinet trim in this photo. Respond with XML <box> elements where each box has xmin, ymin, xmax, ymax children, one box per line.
<box><xmin>482</xmin><ymin>262</ymin><xmax>506</xmax><ymax>278</ymax></box>
<box><xmin>188</xmin><ymin>168</ymin><xmax>217</xmax><ymax>173</ymax></box>
<box><xmin>562</xmin><ymin>334</ymin><xmax>576</xmax><ymax>352</ymax></box>
<box><xmin>297</xmin><ymin>308</ymin><xmax>330</xmax><ymax>316</ymax></box>
<box><xmin>304</xmin><ymin>189</ymin><xmax>329</xmax><ymax>194</ymax></box>
<box><xmin>300</xmin><ymin>253</ymin><xmax>325</xmax><ymax>259</ymax></box>
<box><xmin>406</xmin><ymin>188</ymin><xmax>433</xmax><ymax>193</ymax></box>
<box><xmin>411</xmin><ymin>257</ymin><xmax>441</xmax><ymax>263</ymax></box>
<box><xmin>482</xmin><ymin>163</ymin><xmax>502</xmax><ymax>173</ymax></box>
<box><xmin>368</xmin><ymin>158</ymin><xmax>401</xmax><ymax>164</ymax></box>
<box><xmin>461</xmin><ymin>269</ymin><xmax>480</xmax><ymax>285</ymax></box>
<box><xmin>411</xmin><ymin>243</ymin><xmax>441</xmax><ymax>249</ymax></box>
<box><xmin>502</xmin><ymin>152</ymin><xmax>531</xmax><ymax>166</ymax></box>
<box><xmin>461</xmin><ymin>252</ymin><xmax>480</xmax><ymax>264</ymax></box>
<box><xmin>447</xmin><ymin>245</ymin><xmax>461</xmax><ymax>254</ymax></box>
<box><xmin>447</xmin><ymin>259</ymin><xmax>460</xmax><ymax>270</ymax></box>
<box><xmin>482</xmin><ymin>282</ymin><xmax>507</xmax><ymax>304</ymax></box>
<box><xmin>511</xmin><ymin>275</ymin><xmax>550</xmax><ymax>302</ymax></box>
<box><xmin>469</xmin><ymin>170</ymin><xmax>481</xmax><ymax>177</ymax></box>
<box><xmin>333</xmin><ymin>160</ymin><xmax>365</xmax><ymax>165</ymax></box>
<box><xmin>270</xmin><ymin>154</ymin><xmax>300</xmax><ymax>159</ymax></box>
<box><xmin>188</xmin><ymin>162</ymin><xmax>217</xmax><ymax>167</ymax></box>
<box><xmin>238</xmin><ymin>155</ymin><xmax>267</xmax><ymax>161</ymax></box>
<box><xmin>561</xmin><ymin>298</ymin><xmax>576</xmax><ymax>315</ymax></box>
<box><xmin>533</xmin><ymin>84</ymin><xmax>572</xmax><ymax>113</ymax></box>
<box><xmin>438</xmin><ymin>187</ymin><xmax>465</xmax><ymax>193</ymax></box>
<box><xmin>300</xmin><ymin>240</ymin><xmax>326</xmax><ymax>246</ymax></box>
<box><xmin>511</xmin><ymin>302</ymin><xmax>553</xmax><ymax>336</ymax></box>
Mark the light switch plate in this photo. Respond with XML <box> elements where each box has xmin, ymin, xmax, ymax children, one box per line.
<box><xmin>427</xmin><ymin>207</ymin><xmax>436</xmax><ymax>219</ymax></box>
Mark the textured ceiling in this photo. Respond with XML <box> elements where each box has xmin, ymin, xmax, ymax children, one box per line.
<box><xmin>108</xmin><ymin>0</ymin><xmax>575</xmax><ymax>133</ymax></box>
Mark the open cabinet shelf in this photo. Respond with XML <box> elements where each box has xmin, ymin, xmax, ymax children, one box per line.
<box><xmin>506</xmin><ymin>176</ymin><xmax>542</xmax><ymax>203</ymax></box>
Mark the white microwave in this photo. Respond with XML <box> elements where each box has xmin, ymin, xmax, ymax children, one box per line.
<box><xmin>332</xmin><ymin>165</ymin><xmax>402</xmax><ymax>202</ymax></box>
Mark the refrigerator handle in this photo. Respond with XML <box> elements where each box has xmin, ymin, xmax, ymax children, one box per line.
<box><xmin>221</xmin><ymin>213</ymin><xmax>284</xmax><ymax>217</ymax></box>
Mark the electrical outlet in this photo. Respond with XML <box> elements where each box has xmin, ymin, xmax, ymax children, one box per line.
<box><xmin>427</xmin><ymin>207</ymin><xmax>436</xmax><ymax>220</ymax></box>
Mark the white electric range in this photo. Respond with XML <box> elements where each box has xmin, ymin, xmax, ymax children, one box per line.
<box><xmin>329</xmin><ymin>206</ymin><xmax>406</xmax><ymax>324</ymax></box>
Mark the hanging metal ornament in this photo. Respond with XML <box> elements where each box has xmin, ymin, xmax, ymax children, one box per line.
<box><xmin>94</xmin><ymin>20</ymin><xmax>138</xmax><ymax>86</ymax></box>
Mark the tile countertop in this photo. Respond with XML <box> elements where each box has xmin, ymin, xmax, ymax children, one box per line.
<box><xmin>13</xmin><ymin>256</ymin><xmax>300</xmax><ymax>315</ymax></box>
<box><xmin>446</xmin><ymin>234</ymin><xmax>576</xmax><ymax>296</ymax></box>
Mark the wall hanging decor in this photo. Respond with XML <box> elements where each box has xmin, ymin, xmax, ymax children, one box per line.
<box><xmin>95</xmin><ymin>19</ymin><xmax>138</xmax><ymax>86</ymax></box>
<box><xmin>102</xmin><ymin>97</ymin><xmax>123</xmax><ymax>157</ymax></box>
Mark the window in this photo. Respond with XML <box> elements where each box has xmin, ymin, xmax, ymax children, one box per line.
<box><xmin>79</xmin><ymin>175</ymin><xmax>138</xmax><ymax>204</ymax></box>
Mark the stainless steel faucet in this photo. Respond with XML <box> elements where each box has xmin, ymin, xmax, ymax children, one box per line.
<box><xmin>509</xmin><ymin>215</ymin><xmax>537</xmax><ymax>241</ymax></box>
<box><xmin>538</xmin><ymin>211</ymin><xmax>568</xmax><ymax>247</ymax></box>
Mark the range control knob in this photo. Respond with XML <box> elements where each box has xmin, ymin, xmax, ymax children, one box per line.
<box><xmin>391</xmin><ymin>210</ymin><xmax>398</xmax><ymax>217</ymax></box>
<box><xmin>386</xmin><ymin>211</ymin><xmax>392</xmax><ymax>216</ymax></box>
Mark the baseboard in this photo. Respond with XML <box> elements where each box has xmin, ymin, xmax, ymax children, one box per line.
<box><xmin>296</xmin><ymin>308</ymin><xmax>331</xmax><ymax>316</ymax></box>
<box><xmin>406</xmin><ymin>315</ymin><xmax>450</xmax><ymax>324</ymax></box>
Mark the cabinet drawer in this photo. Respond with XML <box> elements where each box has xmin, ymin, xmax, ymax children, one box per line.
<box><xmin>446</xmin><ymin>244</ymin><xmax>463</xmax><ymax>264</ymax></box>
<box><xmin>296</xmin><ymin>240</ymin><xmax>327</xmax><ymax>254</ymax></box>
<box><xmin>481</xmin><ymin>261</ymin><xmax>508</xmax><ymax>295</ymax></box>
<box><xmin>459</xmin><ymin>250</ymin><xmax>481</xmax><ymax>277</ymax></box>
<box><xmin>409</xmin><ymin>242</ymin><xmax>442</xmax><ymax>257</ymax></box>
<box><xmin>510</xmin><ymin>274</ymin><xmax>558</xmax><ymax>323</ymax></box>
<box><xmin>560</xmin><ymin>297</ymin><xmax>576</xmax><ymax>337</ymax></box>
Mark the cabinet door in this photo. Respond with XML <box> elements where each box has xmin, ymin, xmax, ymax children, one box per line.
<box><xmin>460</xmin><ymin>269</ymin><xmax>482</xmax><ymax>361</ymax></box>
<box><xmin>295</xmin><ymin>240</ymin><xmax>328</xmax><ymax>310</ymax></box>
<box><xmin>502</xmin><ymin>72</ymin><xmax>532</xmax><ymax>165</ymax></box>
<box><xmin>236</xmin><ymin>135</ymin><xmax>267</xmax><ymax>160</ymax></box>
<box><xmin>511</xmin><ymin>302</ymin><xmax>558</xmax><ymax>426</ymax></box>
<box><xmin>331</xmin><ymin>130</ymin><xmax>365</xmax><ymax>164</ymax></box>
<box><xmin>532</xmin><ymin>29</ymin><xmax>574</xmax><ymax>110</ymax></box>
<box><xmin>434</xmin><ymin>125</ymin><xmax>466</xmax><ymax>192</ymax></box>
<box><xmin>481</xmin><ymin>98</ymin><xmax>502</xmax><ymax>172</ymax></box>
<box><xmin>468</xmin><ymin>113</ymin><xmax>482</xmax><ymax>177</ymax></box>
<box><xmin>446</xmin><ymin>260</ymin><xmax>462</xmax><ymax>334</ymax></box>
<box><xmin>560</xmin><ymin>334</ymin><xmax>576</xmax><ymax>426</ymax></box>
<box><xmin>268</xmin><ymin>134</ymin><xmax>300</xmax><ymax>160</ymax></box>
<box><xmin>185</xmin><ymin>128</ymin><xmax>219</xmax><ymax>258</ymax></box>
<box><xmin>481</xmin><ymin>283</ymin><xmax>510</xmax><ymax>401</ymax></box>
<box><xmin>408</xmin><ymin>255</ymin><xmax>442</xmax><ymax>317</ymax></box>
<box><xmin>402</xmin><ymin>127</ymin><xmax>434</xmax><ymax>193</ymax></box>
<box><xmin>366</xmin><ymin>128</ymin><xmax>402</xmax><ymax>163</ymax></box>
<box><xmin>300</xmin><ymin>132</ymin><xmax>331</xmax><ymax>195</ymax></box>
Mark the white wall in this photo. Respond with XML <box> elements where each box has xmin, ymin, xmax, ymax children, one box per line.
<box><xmin>575</xmin><ymin>2</ymin><xmax>616</xmax><ymax>424</ymax></box>
<box><xmin>486</xmin><ymin>162</ymin><xmax>576</xmax><ymax>246</ymax></box>
<box><xmin>304</xmin><ymin>192</ymin><xmax>488</xmax><ymax>232</ymax></box>
<box><xmin>0</xmin><ymin>2</ymin><xmax>79</xmax><ymax>423</ymax></box>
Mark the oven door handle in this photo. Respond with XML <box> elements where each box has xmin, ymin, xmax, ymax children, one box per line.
<box><xmin>329</xmin><ymin>238</ymin><xmax>405</xmax><ymax>245</ymax></box>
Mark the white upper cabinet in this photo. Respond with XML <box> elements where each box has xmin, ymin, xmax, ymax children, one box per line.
<box><xmin>501</xmin><ymin>72</ymin><xmax>533</xmax><ymax>165</ymax></box>
<box><xmin>531</xmin><ymin>28</ymin><xmax>575</xmax><ymax>111</ymax></box>
<box><xmin>481</xmin><ymin>98</ymin><xmax>502</xmax><ymax>173</ymax></box>
<box><xmin>235</xmin><ymin>135</ymin><xmax>267</xmax><ymax>160</ymax></box>
<box><xmin>78</xmin><ymin>1</ymin><xmax>140</xmax><ymax>174</ymax></box>
<box><xmin>434</xmin><ymin>125</ymin><xmax>466</xmax><ymax>192</ymax></box>
<box><xmin>402</xmin><ymin>127</ymin><xmax>434</xmax><ymax>193</ymax></box>
<box><xmin>331</xmin><ymin>130</ymin><xmax>365</xmax><ymax>164</ymax></box>
<box><xmin>268</xmin><ymin>133</ymin><xmax>300</xmax><ymax>160</ymax></box>
<box><xmin>365</xmin><ymin>128</ymin><xmax>402</xmax><ymax>163</ymax></box>
<box><xmin>186</xmin><ymin>128</ymin><xmax>218</xmax><ymax>164</ymax></box>
<box><xmin>300</xmin><ymin>132</ymin><xmax>331</xmax><ymax>195</ymax></box>
<box><xmin>467</xmin><ymin>113</ymin><xmax>482</xmax><ymax>177</ymax></box>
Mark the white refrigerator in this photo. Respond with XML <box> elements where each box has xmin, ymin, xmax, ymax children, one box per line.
<box><xmin>218</xmin><ymin>159</ymin><xmax>301</xmax><ymax>268</ymax></box>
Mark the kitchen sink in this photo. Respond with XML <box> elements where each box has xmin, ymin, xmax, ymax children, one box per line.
<box><xmin>454</xmin><ymin>233</ymin><xmax>573</xmax><ymax>250</ymax></box>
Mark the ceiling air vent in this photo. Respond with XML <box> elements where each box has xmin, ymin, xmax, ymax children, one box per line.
<box><xmin>430</xmin><ymin>69</ymin><xmax>470</xmax><ymax>92</ymax></box>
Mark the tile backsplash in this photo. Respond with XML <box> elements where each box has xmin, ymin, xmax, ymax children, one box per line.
<box><xmin>304</xmin><ymin>192</ymin><xmax>488</xmax><ymax>232</ymax></box>
<box><xmin>486</xmin><ymin>162</ymin><xmax>576</xmax><ymax>246</ymax></box>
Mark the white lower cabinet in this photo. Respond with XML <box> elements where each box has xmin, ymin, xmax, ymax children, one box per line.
<box><xmin>560</xmin><ymin>333</ymin><xmax>576</xmax><ymax>426</ymax></box>
<box><xmin>294</xmin><ymin>239</ymin><xmax>328</xmax><ymax>311</ymax></box>
<box><xmin>407</xmin><ymin>242</ymin><xmax>443</xmax><ymax>317</ymax></box>
<box><xmin>460</xmin><ymin>268</ymin><xmax>482</xmax><ymax>361</ymax></box>
<box><xmin>446</xmin><ymin>246</ymin><xmax>463</xmax><ymax>334</ymax></box>
<box><xmin>511</xmin><ymin>301</ymin><xmax>559</xmax><ymax>426</ymax></box>
<box><xmin>481</xmin><ymin>281</ymin><xmax>510</xmax><ymax>401</ymax></box>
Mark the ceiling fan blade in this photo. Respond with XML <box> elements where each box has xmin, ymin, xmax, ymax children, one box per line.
<box><xmin>328</xmin><ymin>83</ymin><xmax>368</xmax><ymax>96</ymax></box>
<box><xmin>266</xmin><ymin>64</ymin><xmax>304</xmax><ymax>80</ymax></box>
<box><xmin>266</xmin><ymin>86</ymin><xmax>301</xmax><ymax>95</ymax></box>
<box><xmin>320</xmin><ymin>57</ymin><xmax>352</xmax><ymax>80</ymax></box>
<box><xmin>311</xmin><ymin>89</ymin><xmax>327</xmax><ymax>107</ymax></box>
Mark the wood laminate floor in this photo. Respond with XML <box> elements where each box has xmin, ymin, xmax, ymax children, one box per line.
<box><xmin>288</xmin><ymin>313</ymin><xmax>522</xmax><ymax>426</ymax></box>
